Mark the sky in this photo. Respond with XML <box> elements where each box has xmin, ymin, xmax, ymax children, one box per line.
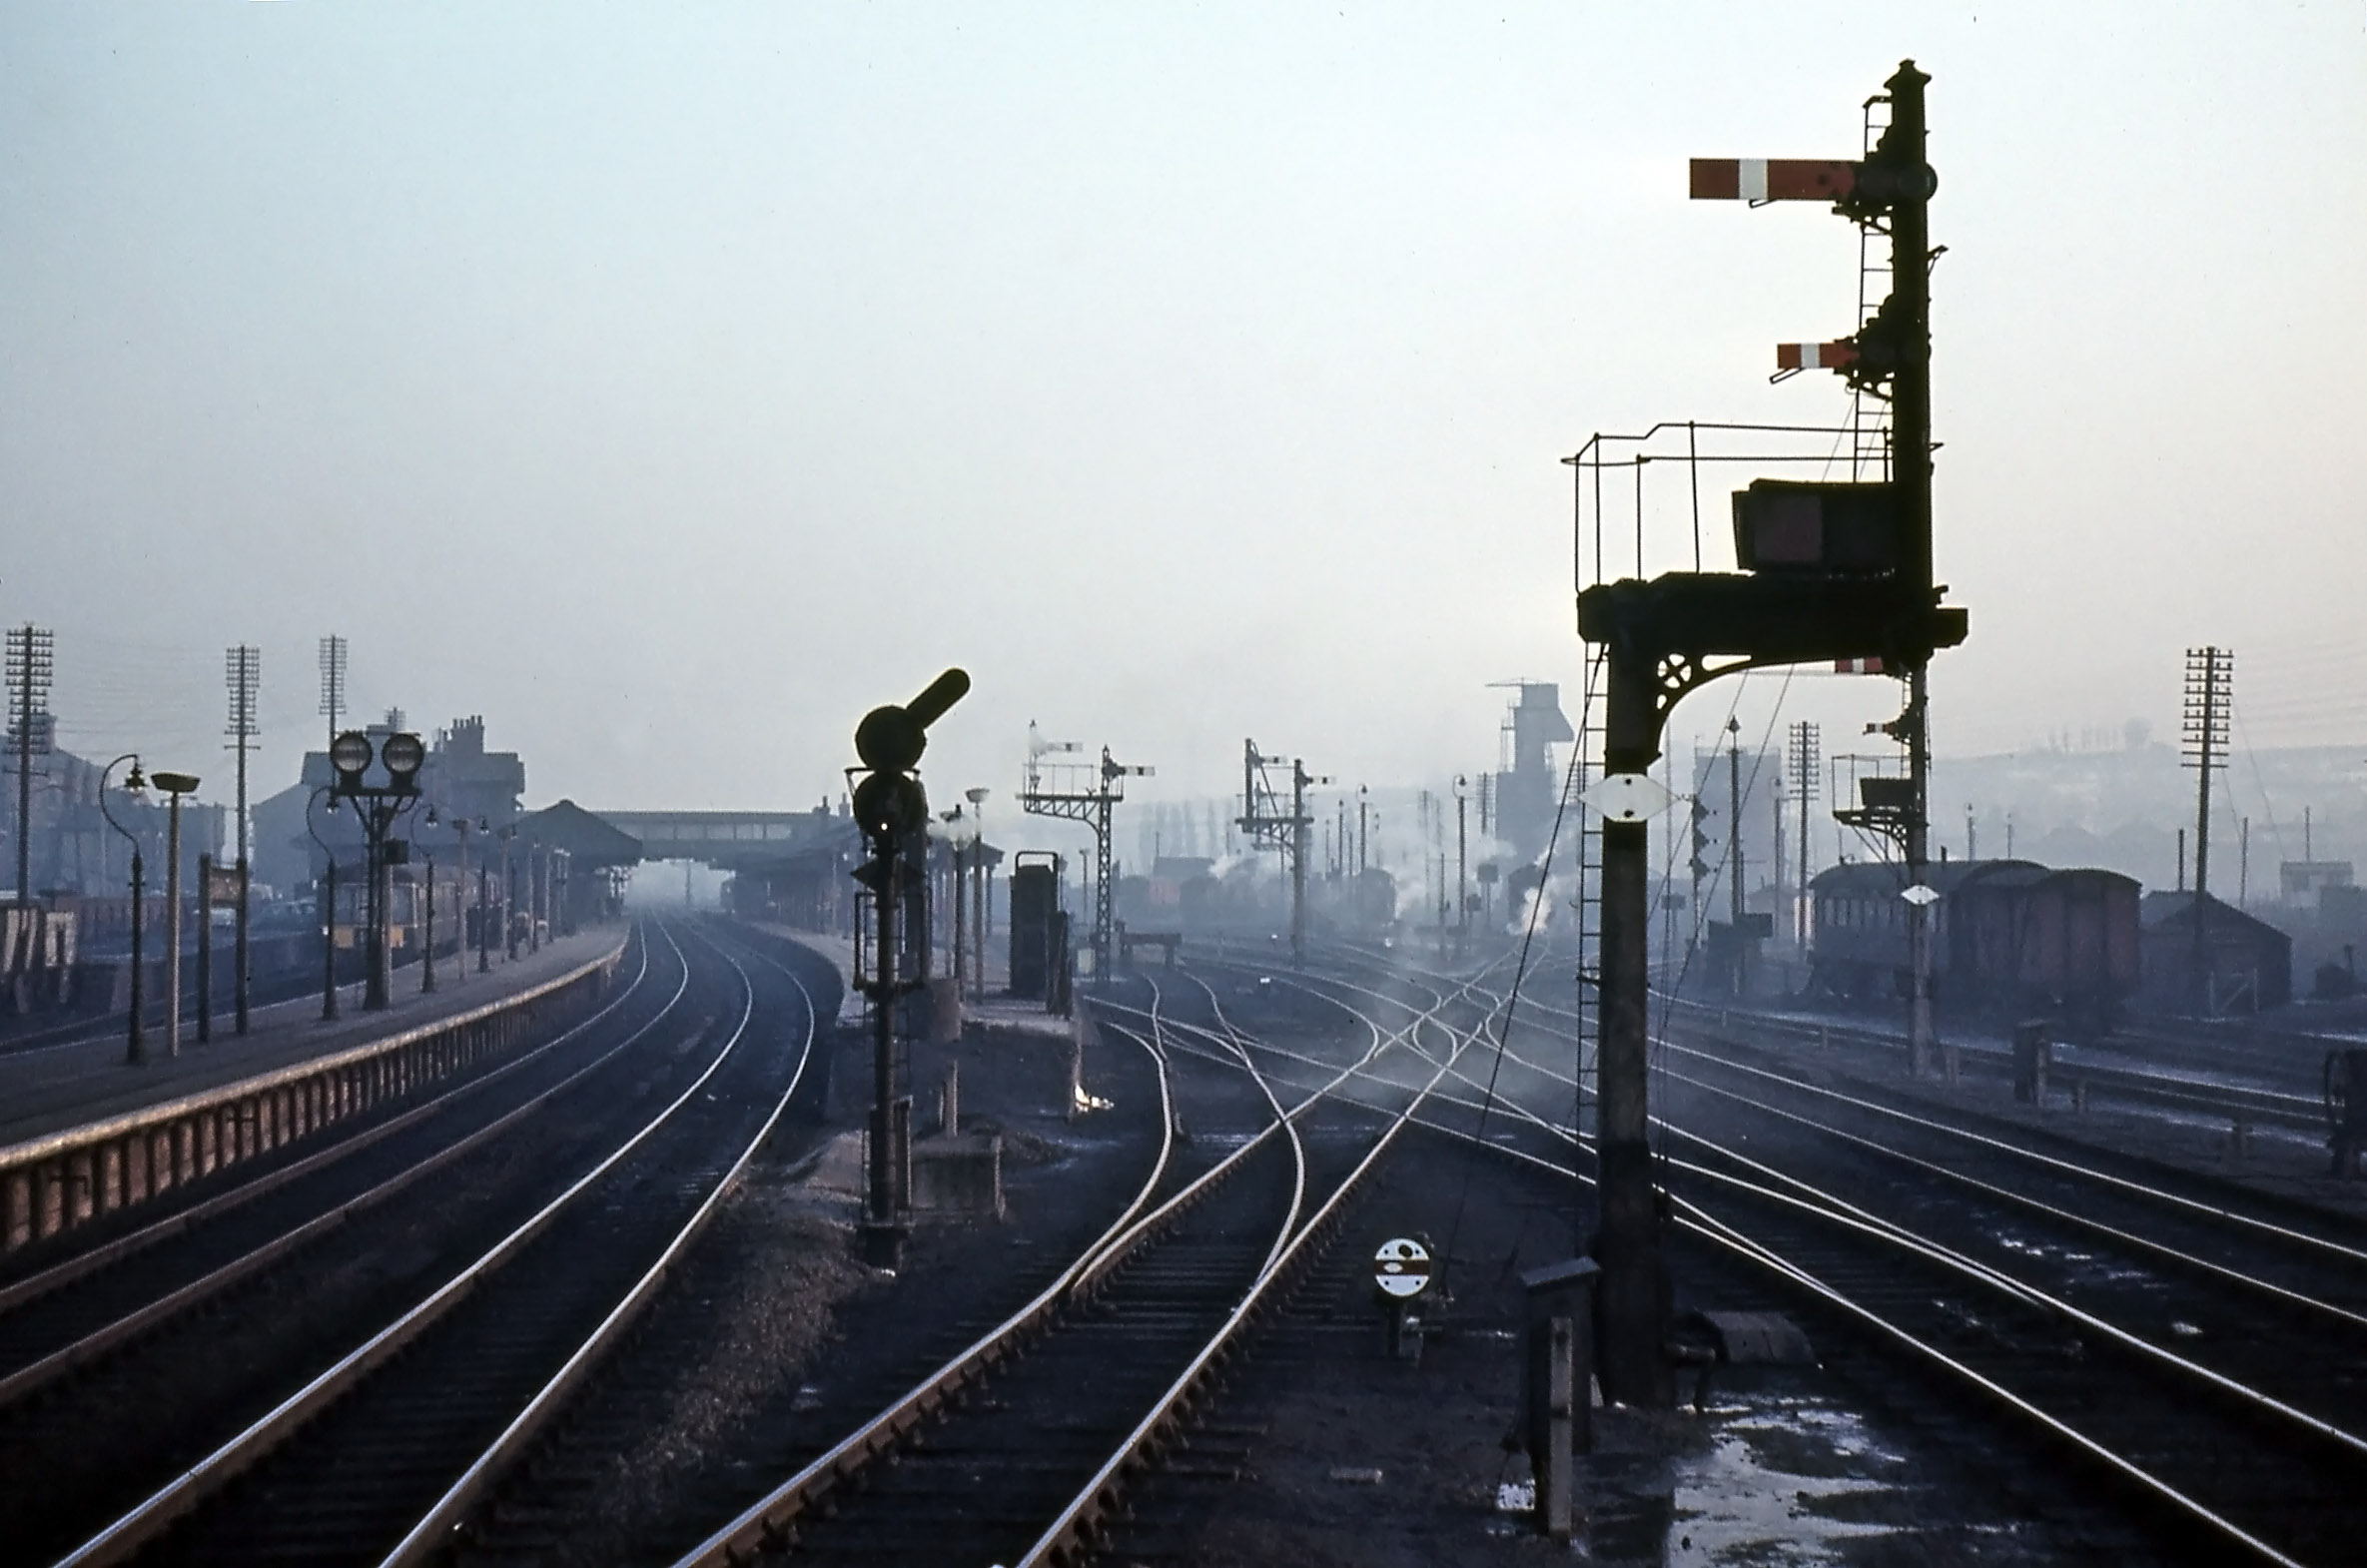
<box><xmin>3</xmin><ymin>2</ymin><xmax>2363</xmax><ymax>853</ymax></box>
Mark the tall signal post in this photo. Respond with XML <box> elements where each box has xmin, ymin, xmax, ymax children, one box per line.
<box><xmin>1019</xmin><ymin>724</ymin><xmax>1151</xmax><ymax>986</ymax></box>
<box><xmin>2182</xmin><ymin>646</ymin><xmax>2232</xmax><ymax>1012</ymax></box>
<box><xmin>1572</xmin><ymin>62</ymin><xmax>1965</xmax><ymax>1406</ymax></box>
<box><xmin>6</xmin><ymin>626</ymin><xmax>55</xmax><ymax>910</ymax></box>
<box><xmin>850</xmin><ymin>669</ymin><xmax>970</xmax><ymax>1266</ymax></box>
<box><xmin>1239</xmin><ymin>741</ymin><xmax>1324</xmax><ymax>968</ymax></box>
<box><xmin>226</xmin><ymin>646</ymin><xmax>261</xmax><ymax>1034</ymax></box>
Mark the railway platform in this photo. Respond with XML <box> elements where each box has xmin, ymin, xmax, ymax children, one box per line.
<box><xmin>0</xmin><ymin>929</ymin><xmax>626</xmax><ymax>1151</ymax></box>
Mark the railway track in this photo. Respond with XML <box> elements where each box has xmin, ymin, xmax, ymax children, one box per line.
<box><xmin>661</xmin><ymin>954</ymin><xmax>1507</xmax><ymax>1566</ymax></box>
<box><xmin>1661</xmin><ymin>992</ymin><xmax>2334</xmax><ymax>1135</ymax></box>
<box><xmin>1303</xmin><ymin>948</ymin><xmax>2367</xmax><ymax>1564</ymax></box>
<box><xmin>1103</xmin><ymin>942</ymin><xmax>2367</xmax><ymax>1563</ymax></box>
<box><xmin>0</xmin><ymin>926</ymin><xmax>672</xmax><ymax>1414</ymax></box>
<box><xmin>5</xmin><ymin>917</ymin><xmax>814</xmax><ymax>1568</ymax></box>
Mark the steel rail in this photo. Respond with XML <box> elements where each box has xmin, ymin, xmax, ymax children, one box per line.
<box><xmin>0</xmin><ymin>928</ymin><xmax>656</xmax><ymax>1318</ymax></box>
<box><xmin>669</xmin><ymin>961</ymin><xmax>1499</xmax><ymax>1568</ymax></box>
<box><xmin>1376</xmin><ymin>977</ymin><xmax>2367</xmax><ymax>1469</ymax></box>
<box><xmin>52</xmin><ymin>918</ymin><xmax>755</xmax><ymax>1568</ymax></box>
<box><xmin>663</xmin><ymin>1004</ymin><xmax>1182</xmax><ymax>1568</ymax></box>
<box><xmin>1644</xmin><ymin>1050</ymin><xmax>2367</xmax><ymax>1333</ymax></box>
<box><xmin>377</xmin><ymin>922</ymin><xmax>804</xmax><ymax>1566</ymax></box>
<box><xmin>1168</xmin><ymin>972</ymin><xmax>1305</xmax><ymax>1282</ymax></box>
<box><xmin>1405</xmin><ymin>1111</ymin><xmax>2305</xmax><ymax>1568</ymax></box>
<box><xmin>1008</xmin><ymin>971</ymin><xmax>1499</xmax><ymax>1565</ymax></box>
<box><xmin>0</xmin><ymin>932</ymin><xmax>675</xmax><ymax>1409</ymax></box>
<box><xmin>1272</xmin><ymin>950</ymin><xmax>2367</xmax><ymax>1550</ymax></box>
<box><xmin>1533</xmin><ymin>988</ymin><xmax>2367</xmax><ymax>1271</ymax></box>
<box><xmin>1652</xmin><ymin>993</ymin><xmax>2326</xmax><ymax>1126</ymax></box>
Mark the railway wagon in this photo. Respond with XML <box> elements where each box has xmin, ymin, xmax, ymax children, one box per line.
<box><xmin>1810</xmin><ymin>859</ymin><xmax>2141</xmax><ymax>1027</ymax></box>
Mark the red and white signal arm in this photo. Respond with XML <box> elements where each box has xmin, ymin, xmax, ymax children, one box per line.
<box><xmin>1834</xmin><ymin>657</ymin><xmax>1887</xmax><ymax>675</ymax></box>
<box><xmin>1374</xmin><ymin>1237</ymin><xmax>1431</xmax><ymax>1299</ymax></box>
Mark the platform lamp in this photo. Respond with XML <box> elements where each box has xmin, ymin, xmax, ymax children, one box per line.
<box><xmin>97</xmin><ymin>755</ymin><xmax>149</xmax><ymax>1065</ymax></box>
<box><xmin>495</xmin><ymin>822</ymin><xmax>518</xmax><ymax>962</ymax></box>
<box><xmin>306</xmin><ymin>785</ymin><xmax>341</xmax><ymax>1020</ymax></box>
<box><xmin>475</xmin><ymin>818</ymin><xmax>493</xmax><ymax>972</ymax></box>
<box><xmin>414</xmin><ymin>804</ymin><xmax>441</xmax><ymax>995</ymax></box>
<box><xmin>148</xmin><ymin>770</ymin><xmax>203</xmax><ymax>1058</ymax></box>
<box><xmin>942</xmin><ymin>806</ymin><xmax>979</xmax><ymax>1001</ymax></box>
<box><xmin>447</xmin><ymin>813</ymin><xmax>473</xmax><ymax>985</ymax></box>
<box><xmin>965</xmin><ymin>787</ymin><xmax>991</xmax><ymax>1000</ymax></box>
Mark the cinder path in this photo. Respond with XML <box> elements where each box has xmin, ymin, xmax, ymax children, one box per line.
<box><xmin>0</xmin><ymin>929</ymin><xmax>627</xmax><ymax>1151</ymax></box>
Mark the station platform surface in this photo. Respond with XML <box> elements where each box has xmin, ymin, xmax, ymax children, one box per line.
<box><xmin>0</xmin><ymin>929</ymin><xmax>628</xmax><ymax>1152</ymax></box>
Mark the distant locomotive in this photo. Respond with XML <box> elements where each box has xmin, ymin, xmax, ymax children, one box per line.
<box><xmin>1809</xmin><ymin>859</ymin><xmax>2141</xmax><ymax>1029</ymax></box>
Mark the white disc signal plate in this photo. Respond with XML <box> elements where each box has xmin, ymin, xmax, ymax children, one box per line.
<box><xmin>1374</xmin><ymin>1236</ymin><xmax>1431</xmax><ymax>1299</ymax></box>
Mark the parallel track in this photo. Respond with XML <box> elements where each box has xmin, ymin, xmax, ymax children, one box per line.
<box><xmin>40</xmin><ymin>917</ymin><xmax>811</xmax><ymax>1567</ymax></box>
<box><xmin>665</xmin><ymin>956</ymin><xmax>1512</xmax><ymax>1566</ymax></box>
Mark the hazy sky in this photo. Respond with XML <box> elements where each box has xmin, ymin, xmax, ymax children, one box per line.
<box><xmin>4</xmin><ymin>3</ymin><xmax>2362</xmax><ymax>837</ymax></box>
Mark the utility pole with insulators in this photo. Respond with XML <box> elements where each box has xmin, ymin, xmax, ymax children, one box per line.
<box><xmin>6</xmin><ymin>626</ymin><xmax>55</xmax><ymax>911</ymax></box>
<box><xmin>1789</xmin><ymin>721</ymin><xmax>1820</xmax><ymax>948</ymax></box>
<box><xmin>2182</xmin><ymin>646</ymin><xmax>2232</xmax><ymax>1013</ymax></box>
<box><xmin>318</xmin><ymin>635</ymin><xmax>348</xmax><ymax>751</ymax></box>
<box><xmin>226</xmin><ymin>646</ymin><xmax>260</xmax><ymax>1034</ymax></box>
<box><xmin>1572</xmin><ymin>62</ymin><xmax>1963</xmax><ymax>1409</ymax></box>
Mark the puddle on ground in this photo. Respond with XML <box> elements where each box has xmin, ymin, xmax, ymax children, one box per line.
<box><xmin>1592</xmin><ymin>1393</ymin><xmax>1922</xmax><ymax>1565</ymax></box>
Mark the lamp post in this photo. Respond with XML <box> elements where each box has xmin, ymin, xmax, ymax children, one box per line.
<box><xmin>449</xmin><ymin>815</ymin><xmax>472</xmax><ymax>984</ymax></box>
<box><xmin>941</xmin><ymin>806</ymin><xmax>980</xmax><ymax>1002</ymax></box>
<box><xmin>327</xmin><ymin>729</ymin><xmax>425</xmax><ymax>1011</ymax></box>
<box><xmin>476</xmin><ymin>819</ymin><xmax>492</xmax><ymax>972</ymax></box>
<box><xmin>965</xmin><ymin>787</ymin><xmax>990</xmax><ymax>1000</ymax></box>
<box><xmin>98</xmin><ymin>755</ymin><xmax>148</xmax><ymax>1065</ymax></box>
<box><xmin>496</xmin><ymin>824</ymin><xmax>517</xmax><ymax>961</ymax></box>
<box><xmin>1363</xmin><ymin>786</ymin><xmax>1382</xmax><ymax>885</ymax></box>
<box><xmin>306</xmin><ymin>786</ymin><xmax>340</xmax><ymax>1020</ymax></box>
<box><xmin>416</xmin><ymin>804</ymin><xmax>441</xmax><ymax>995</ymax></box>
<box><xmin>1455</xmin><ymin>775</ymin><xmax>1469</xmax><ymax>962</ymax></box>
<box><xmin>149</xmin><ymin>771</ymin><xmax>202</xmax><ymax>1058</ymax></box>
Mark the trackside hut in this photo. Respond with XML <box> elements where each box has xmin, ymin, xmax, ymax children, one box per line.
<box><xmin>2137</xmin><ymin>891</ymin><xmax>2291</xmax><ymax>1014</ymax></box>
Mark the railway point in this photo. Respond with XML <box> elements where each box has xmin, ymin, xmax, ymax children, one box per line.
<box><xmin>4</xmin><ymin>15</ymin><xmax>2363</xmax><ymax>1568</ymax></box>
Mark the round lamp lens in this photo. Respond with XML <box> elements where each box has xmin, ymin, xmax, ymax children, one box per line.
<box><xmin>381</xmin><ymin>732</ymin><xmax>425</xmax><ymax>778</ymax></box>
<box><xmin>330</xmin><ymin>731</ymin><xmax>374</xmax><ymax>776</ymax></box>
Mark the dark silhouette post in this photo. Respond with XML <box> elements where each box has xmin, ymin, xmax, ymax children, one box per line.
<box><xmin>99</xmin><ymin>756</ymin><xmax>147</xmax><ymax>1064</ymax></box>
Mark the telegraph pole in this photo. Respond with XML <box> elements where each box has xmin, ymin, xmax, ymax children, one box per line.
<box><xmin>1790</xmin><ymin>722</ymin><xmax>1819</xmax><ymax>948</ymax></box>
<box><xmin>226</xmin><ymin>645</ymin><xmax>260</xmax><ymax>1033</ymax></box>
<box><xmin>2183</xmin><ymin>646</ymin><xmax>2232</xmax><ymax>1012</ymax></box>
<box><xmin>7</xmin><ymin>626</ymin><xmax>55</xmax><ymax>910</ymax></box>
<box><xmin>1726</xmin><ymin>719</ymin><xmax>1745</xmax><ymax>936</ymax></box>
<box><xmin>318</xmin><ymin>635</ymin><xmax>348</xmax><ymax>750</ymax></box>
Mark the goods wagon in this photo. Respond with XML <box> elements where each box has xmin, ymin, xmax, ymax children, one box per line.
<box><xmin>1810</xmin><ymin>859</ymin><xmax>2141</xmax><ymax>1029</ymax></box>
